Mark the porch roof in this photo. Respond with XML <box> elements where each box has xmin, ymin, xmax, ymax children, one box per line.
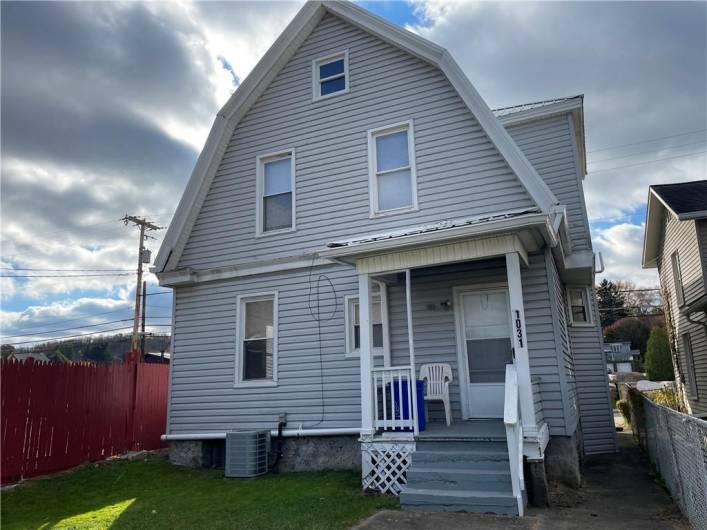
<box><xmin>319</xmin><ymin>208</ymin><xmax>556</xmax><ymax>273</ymax></box>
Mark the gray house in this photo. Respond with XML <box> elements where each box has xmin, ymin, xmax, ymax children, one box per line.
<box><xmin>643</xmin><ymin>180</ymin><xmax>707</xmax><ymax>418</ymax></box>
<box><xmin>154</xmin><ymin>1</ymin><xmax>616</xmax><ymax>515</ymax></box>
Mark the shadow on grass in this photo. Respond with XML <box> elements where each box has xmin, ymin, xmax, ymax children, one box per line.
<box><xmin>2</xmin><ymin>456</ymin><xmax>398</xmax><ymax>530</ymax></box>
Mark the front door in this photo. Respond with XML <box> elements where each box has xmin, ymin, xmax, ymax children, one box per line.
<box><xmin>455</xmin><ymin>288</ymin><xmax>513</xmax><ymax>418</ymax></box>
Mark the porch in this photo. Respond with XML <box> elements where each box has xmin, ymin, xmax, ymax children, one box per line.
<box><xmin>319</xmin><ymin>213</ymin><xmax>558</xmax><ymax>515</ymax></box>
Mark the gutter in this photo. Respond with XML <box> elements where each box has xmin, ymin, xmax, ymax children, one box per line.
<box><xmin>161</xmin><ymin>427</ymin><xmax>362</xmax><ymax>441</ymax></box>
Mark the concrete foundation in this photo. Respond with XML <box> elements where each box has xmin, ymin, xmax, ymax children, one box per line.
<box><xmin>168</xmin><ymin>435</ymin><xmax>359</xmax><ymax>472</ymax></box>
<box><xmin>544</xmin><ymin>434</ymin><xmax>582</xmax><ymax>488</ymax></box>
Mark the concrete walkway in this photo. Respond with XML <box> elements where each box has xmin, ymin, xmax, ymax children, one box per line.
<box><xmin>354</xmin><ymin>433</ymin><xmax>688</xmax><ymax>530</ymax></box>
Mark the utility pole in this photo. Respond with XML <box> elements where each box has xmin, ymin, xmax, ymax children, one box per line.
<box><xmin>140</xmin><ymin>280</ymin><xmax>147</xmax><ymax>360</ymax></box>
<box><xmin>122</xmin><ymin>215</ymin><xmax>162</xmax><ymax>354</ymax></box>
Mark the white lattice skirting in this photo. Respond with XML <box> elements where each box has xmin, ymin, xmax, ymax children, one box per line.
<box><xmin>361</xmin><ymin>440</ymin><xmax>415</xmax><ymax>495</ymax></box>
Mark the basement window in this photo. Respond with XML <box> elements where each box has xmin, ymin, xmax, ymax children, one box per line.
<box><xmin>313</xmin><ymin>51</ymin><xmax>349</xmax><ymax>100</ymax></box>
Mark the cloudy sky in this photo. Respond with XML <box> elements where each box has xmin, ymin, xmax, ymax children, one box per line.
<box><xmin>1</xmin><ymin>1</ymin><xmax>705</xmax><ymax>345</ymax></box>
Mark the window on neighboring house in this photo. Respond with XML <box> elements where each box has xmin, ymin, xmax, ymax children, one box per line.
<box><xmin>682</xmin><ymin>333</ymin><xmax>698</xmax><ymax>400</ymax></box>
<box><xmin>313</xmin><ymin>51</ymin><xmax>348</xmax><ymax>100</ymax></box>
<box><xmin>345</xmin><ymin>283</ymin><xmax>388</xmax><ymax>356</ymax></box>
<box><xmin>368</xmin><ymin>121</ymin><xmax>418</xmax><ymax>216</ymax></box>
<box><xmin>568</xmin><ymin>287</ymin><xmax>591</xmax><ymax>325</ymax></box>
<box><xmin>672</xmin><ymin>251</ymin><xmax>685</xmax><ymax>306</ymax></box>
<box><xmin>257</xmin><ymin>151</ymin><xmax>295</xmax><ymax>235</ymax></box>
<box><xmin>237</xmin><ymin>293</ymin><xmax>277</xmax><ymax>384</ymax></box>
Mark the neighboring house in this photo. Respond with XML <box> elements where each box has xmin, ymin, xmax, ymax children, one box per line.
<box><xmin>154</xmin><ymin>1</ymin><xmax>616</xmax><ymax>515</ymax></box>
<box><xmin>643</xmin><ymin>180</ymin><xmax>707</xmax><ymax>418</ymax></box>
<box><xmin>7</xmin><ymin>352</ymin><xmax>51</xmax><ymax>363</ymax></box>
<box><xmin>604</xmin><ymin>342</ymin><xmax>639</xmax><ymax>373</ymax></box>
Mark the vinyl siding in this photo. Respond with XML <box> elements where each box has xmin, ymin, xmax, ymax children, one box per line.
<box><xmin>505</xmin><ymin>115</ymin><xmax>591</xmax><ymax>251</ymax></box>
<box><xmin>570</xmin><ymin>288</ymin><xmax>618</xmax><ymax>454</ymax></box>
<box><xmin>657</xmin><ymin>213</ymin><xmax>707</xmax><ymax>416</ymax></box>
<box><xmin>178</xmin><ymin>13</ymin><xmax>534</xmax><ymax>271</ymax></box>
<box><xmin>385</xmin><ymin>255</ymin><xmax>572</xmax><ymax>435</ymax></box>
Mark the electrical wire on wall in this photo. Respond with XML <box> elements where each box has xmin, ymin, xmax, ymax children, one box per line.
<box><xmin>304</xmin><ymin>255</ymin><xmax>339</xmax><ymax>428</ymax></box>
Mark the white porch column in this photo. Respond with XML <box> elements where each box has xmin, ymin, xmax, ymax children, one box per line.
<box><xmin>358</xmin><ymin>273</ymin><xmax>375</xmax><ymax>435</ymax></box>
<box><xmin>405</xmin><ymin>269</ymin><xmax>419</xmax><ymax>435</ymax></box>
<box><xmin>505</xmin><ymin>252</ymin><xmax>536</xmax><ymax>435</ymax></box>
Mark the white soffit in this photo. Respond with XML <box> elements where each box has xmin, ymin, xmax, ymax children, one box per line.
<box><xmin>153</xmin><ymin>0</ymin><xmax>559</xmax><ymax>273</ymax></box>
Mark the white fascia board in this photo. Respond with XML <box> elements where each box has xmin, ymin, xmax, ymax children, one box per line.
<box><xmin>642</xmin><ymin>189</ymin><xmax>665</xmax><ymax>269</ymax></box>
<box><xmin>319</xmin><ymin>213</ymin><xmax>553</xmax><ymax>261</ymax></box>
<box><xmin>156</xmin><ymin>0</ymin><xmax>559</xmax><ymax>272</ymax></box>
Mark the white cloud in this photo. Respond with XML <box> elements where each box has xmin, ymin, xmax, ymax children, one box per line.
<box><xmin>593</xmin><ymin>223</ymin><xmax>659</xmax><ymax>287</ymax></box>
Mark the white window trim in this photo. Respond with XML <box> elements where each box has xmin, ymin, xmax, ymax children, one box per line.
<box><xmin>567</xmin><ymin>286</ymin><xmax>593</xmax><ymax>327</ymax></box>
<box><xmin>234</xmin><ymin>291</ymin><xmax>278</xmax><ymax>388</ymax></box>
<box><xmin>682</xmin><ymin>333</ymin><xmax>698</xmax><ymax>400</ymax></box>
<box><xmin>344</xmin><ymin>282</ymin><xmax>390</xmax><ymax>358</ymax></box>
<box><xmin>312</xmin><ymin>50</ymin><xmax>349</xmax><ymax>102</ymax></box>
<box><xmin>367</xmin><ymin>120</ymin><xmax>419</xmax><ymax>218</ymax></box>
<box><xmin>255</xmin><ymin>149</ymin><xmax>296</xmax><ymax>237</ymax></box>
<box><xmin>672</xmin><ymin>251</ymin><xmax>685</xmax><ymax>306</ymax></box>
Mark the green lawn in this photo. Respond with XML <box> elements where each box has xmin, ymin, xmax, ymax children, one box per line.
<box><xmin>1</xmin><ymin>456</ymin><xmax>399</xmax><ymax>529</ymax></box>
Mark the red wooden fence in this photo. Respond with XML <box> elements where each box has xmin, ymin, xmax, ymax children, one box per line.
<box><xmin>1</xmin><ymin>359</ymin><xmax>169</xmax><ymax>484</ymax></box>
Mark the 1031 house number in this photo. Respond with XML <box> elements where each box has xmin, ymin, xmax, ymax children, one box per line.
<box><xmin>514</xmin><ymin>310</ymin><xmax>524</xmax><ymax>348</ymax></box>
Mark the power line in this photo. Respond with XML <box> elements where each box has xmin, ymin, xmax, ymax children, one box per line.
<box><xmin>588</xmin><ymin>128</ymin><xmax>706</xmax><ymax>153</ymax></box>
<box><xmin>4</xmin><ymin>325</ymin><xmax>172</xmax><ymax>346</ymax></box>
<box><xmin>588</xmin><ymin>150</ymin><xmax>706</xmax><ymax>175</ymax></box>
<box><xmin>1</xmin><ymin>267</ymin><xmax>133</xmax><ymax>272</ymax></box>
<box><xmin>3</xmin><ymin>317</ymin><xmax>172</xmax><ymax>338</ymax></box>
<box><xmin>591</xmin><ymin>140</ymin><xmax>706</xmax><ymax>165</ymax></box>
<box><xmin>1</xmin><ymin>273</ymin><xmax>133</xmax><ymax>278</ymax></box>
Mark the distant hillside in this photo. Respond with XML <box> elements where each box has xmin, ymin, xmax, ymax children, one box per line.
<box><xmin>2</xmin><ymin>334</ymin><xmax>171</xmax><ymax>363</ymax></box>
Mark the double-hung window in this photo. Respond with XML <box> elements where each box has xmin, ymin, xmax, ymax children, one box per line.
<box><xmin>368</xmin><ymin>121</ymin><xmax>418</xmax><ymax>216</ymax></box>
<box><xmin>313</xmin><ymin>51</ymin><xmax>349</xmax><ymax>100</ymax></box>
<box><xmin>257</xmin><ymin>151</ymin><xmax>295</xmax><ymax>235</ymax></box>
<box><xmin>682</xmin><ymin>333</ymin><xmax>699</xmax><ymax>399</ymax></box>
<box><xmin>567</xmin><ymin>287</ymin><xmax>591</xmax><ymax>326</ymax></box>
<box><xmin>345</xmin><ymin>282</ymin><xmax>388</xmax><ymax>356</ymax></box>
<box><xmin>236</xmin><ymin>293</ymin><xmax>277</xmax><ymax>385</ymax></box>
<box><xmin>672</xmin><ymin>251</ymin><xmax>685</xmax><ymax>306</ymax></box>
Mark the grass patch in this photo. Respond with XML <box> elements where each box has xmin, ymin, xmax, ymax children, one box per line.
<box><xmin>2</xmin><ymin>456</ymin><xmax>399</xmax><ymax>529</ymax></box>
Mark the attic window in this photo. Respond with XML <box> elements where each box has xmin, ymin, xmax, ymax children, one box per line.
<box><xmin>313</xmin><ymin>51</ymin><xmax>349</xmax><ymax>100</ymax></box>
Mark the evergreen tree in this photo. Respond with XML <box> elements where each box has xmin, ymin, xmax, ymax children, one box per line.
<box><xmin>596</xmin><ymin>279</ymin><xmax>628</xmax><ymax>328</ymax></box>
<box><xmin>645</xmin><ymin>327</ymin><xmax>674</xmax><ymax>381</ymax></box>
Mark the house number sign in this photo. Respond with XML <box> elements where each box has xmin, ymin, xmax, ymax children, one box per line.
<box><xmin>514</xmin><ymin>310</ymin><xmax>524</xmax><ymax>348</ymax></box>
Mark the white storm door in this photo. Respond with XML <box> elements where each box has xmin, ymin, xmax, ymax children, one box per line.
<box><xmin>459</xmin><ymin>289</ymin><xmax>513</xmax><ymax>418</ymax></box>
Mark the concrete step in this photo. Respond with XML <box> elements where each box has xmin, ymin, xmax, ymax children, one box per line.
<box><xmin>400</xmin><ymin>487</ymin><xmax>519</xmax><ymax>516</ymax></box>
<box><xmin>406</xmin><ymin>467</ymin><xmax>512</xmax><ymax>492</ymax></box>
<box><xmin>412</xmin><ymin>449</ymin><xmax>509</xmax><ymax>470</ymax></box>
<box><xmin>415</xmin><ymin>440</ymin><xmax>507</xmax><ymax>452</ymax></box>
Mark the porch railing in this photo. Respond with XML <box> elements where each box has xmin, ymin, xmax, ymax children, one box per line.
<box><xmin>372</xmin><ymin>366</ymin><xmax>416</xmax><ymax>432</ymax></box>
<box><xmin>504</xmin><ymin>363</ymin><xmax>525</xmax><ymax>516</ymax></box>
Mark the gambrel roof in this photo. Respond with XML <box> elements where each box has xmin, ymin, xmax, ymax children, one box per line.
<box><xmin>154</xmin><ymin>0</ymin><xmax>559</xmax><ymax>273</ymax></box>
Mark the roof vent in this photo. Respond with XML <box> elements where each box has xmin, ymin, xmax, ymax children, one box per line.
<box><xmin>225</xmin><ymin>430</ymin><xmax>270</xmax><ymax>478</ymax></box>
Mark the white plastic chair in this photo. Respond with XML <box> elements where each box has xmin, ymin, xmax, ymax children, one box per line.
<box><xmin>419</xmin><ymin>363</ymin><xmax>453</xmax><ymax>426</ymax></box>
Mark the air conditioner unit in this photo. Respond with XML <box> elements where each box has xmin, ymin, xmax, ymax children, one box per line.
<box><xmin>225</xmin><ymin>430</ymin><xmax>270</xmax><ymax>478</ymax></box>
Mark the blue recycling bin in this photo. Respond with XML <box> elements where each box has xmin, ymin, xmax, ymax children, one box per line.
<box><xmin>391</xmin><ymin>379</ymin><xmax>426</xmax><ymax>432</ymax></box>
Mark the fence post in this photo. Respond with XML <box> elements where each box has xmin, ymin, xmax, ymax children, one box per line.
<box><xmin>664</xmin><ymin>407</ymin><xmax>684</xmax><ymax>507</ymax></box>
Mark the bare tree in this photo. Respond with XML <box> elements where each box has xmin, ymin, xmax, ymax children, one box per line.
<box><xmin>615</xmin><ymin>280</ymin><xmax>662</xmax><ymax>316</ymax></box>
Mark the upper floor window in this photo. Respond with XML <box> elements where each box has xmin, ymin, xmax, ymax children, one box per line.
<box><xmin>313</xmin><ymin>51</ymin><xmax>349</xmax><ymax>100</ymax></box>
<box><xmin>256</xmin><ymin>150</ymin><xmax>295</xmax><ymax>235</ymax></box>
<box><xmin>236</xmin><ymin>292</ymin><xmax>277</xmax><ymax>385</ymax></box>
<box><xmin>568</xmin><ymin>287</ymin><xmax>591</xmax><ymax>326</ymax></box>
<box><xmin>368</xmin><ymin>121</ymin><xmax>418</xmax><ymax>217</ymax></box>
<box><xmin>672</xmin><ymin>251</ymin><xmax>684</xmax><ymax>306</ymax></box>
